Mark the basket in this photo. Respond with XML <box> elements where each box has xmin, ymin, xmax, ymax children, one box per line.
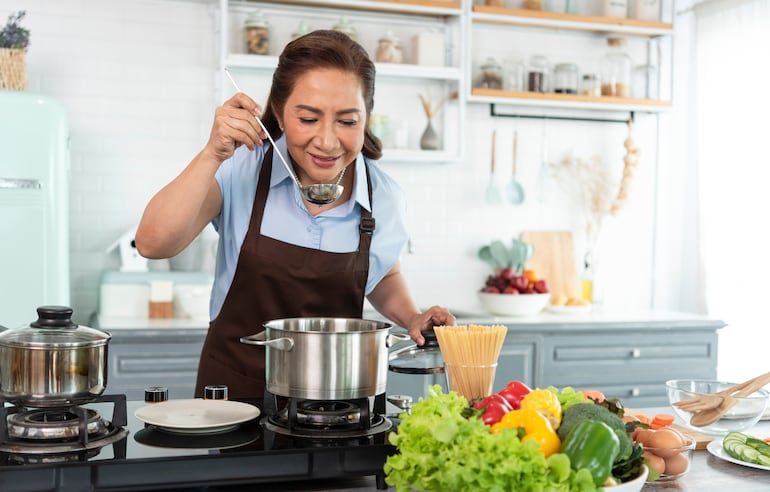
<box><xmin>0</xmin><ymin>48</ymin><xmax>28</xmax><ymax>91</ymax></box>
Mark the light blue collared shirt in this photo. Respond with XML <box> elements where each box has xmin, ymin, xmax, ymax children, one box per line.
<box><xmin>209</xmin><ymin>136</ymin><xmax>408</xmax><ymax>319</ymax></box>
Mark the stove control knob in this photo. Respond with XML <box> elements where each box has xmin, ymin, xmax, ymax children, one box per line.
<box><xmin>144</xmin><ymin>386</ymin><xmax>169</xmax><ymax>404</ymax></box>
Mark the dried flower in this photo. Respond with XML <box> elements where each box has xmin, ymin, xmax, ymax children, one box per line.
<box><xmin>550</xmin><ymin>152</ymin><xmax>616</xmax><ymax>247</ymax></box>
<box><xmin>0</xmin><ymin>11</ymin><xmax>30</xmax><ymax>50</ymax></box>
<box><xmin>417</xmin><ymin>91</ymin><xmax>446</xmax><ymax>120</ymax></box>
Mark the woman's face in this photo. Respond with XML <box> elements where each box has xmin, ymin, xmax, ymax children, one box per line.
<box><xmin>279</xmin><ymin>68</ymin><xmax>366</xmax><ymax>186</ymax></box>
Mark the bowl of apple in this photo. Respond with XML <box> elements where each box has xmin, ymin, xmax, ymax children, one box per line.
<box><xmin>478</xmin><ymin>267</ymin><xmax>550</xmax><ymax>316</ymax></box>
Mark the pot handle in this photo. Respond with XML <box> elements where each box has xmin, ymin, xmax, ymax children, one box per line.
<box><xmin>386</xmin><ymin>333</ymin><xmax>412</xmax><ymax>348</ymax></box>
<box><xmin>239</xmin><ymin>331</ymin><xmax>294</xmax><ymax>351</ymax></box>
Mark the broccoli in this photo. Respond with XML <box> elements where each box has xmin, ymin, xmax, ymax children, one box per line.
<box><xmin>557</xmin><ymin>403</ymin><xmax>633</xmax><ymax>462</ymax></box>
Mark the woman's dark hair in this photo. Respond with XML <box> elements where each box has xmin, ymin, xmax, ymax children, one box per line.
<box><xmin>260</xmin><ymin>30</ymin><xmax>382</xmax><ymax>160</ymax></box>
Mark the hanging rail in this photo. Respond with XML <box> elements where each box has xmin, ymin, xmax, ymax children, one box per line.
<box><xmin>490</xmin><ymin>104</ymin><xmax>634</xmax><ymax>124</ymax></box>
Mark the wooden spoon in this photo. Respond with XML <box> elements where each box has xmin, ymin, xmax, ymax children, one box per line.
<box><xmin>674</xmin><ymin>371</ymin><xmax>770</xmax><ymax>412</ymax></box>
<box><xmin>689</xmin><ymin>372</ymin><xmax>770</xmax><ymax>427</ymax></box>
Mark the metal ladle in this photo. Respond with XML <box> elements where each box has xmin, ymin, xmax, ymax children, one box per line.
<box><xmin>223</xmin><ymin>69</ymin><xmax>345</xmax><ymax>206</ymax></box>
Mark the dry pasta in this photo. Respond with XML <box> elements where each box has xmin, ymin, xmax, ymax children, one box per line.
<box><xmin>434</xmin><ymin>324</ymin><xmax>507</xmax><ymax>402</ymax></box>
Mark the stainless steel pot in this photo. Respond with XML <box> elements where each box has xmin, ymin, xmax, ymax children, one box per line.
<box><xmin>0</xmin><ymin>306</ymin><xmax>111</xmax><ymax>407</ymax></box>
<box><xmin>240</xmin><ymin>318</ymin><xmax>409</xmax><ymax>400</ymax></box>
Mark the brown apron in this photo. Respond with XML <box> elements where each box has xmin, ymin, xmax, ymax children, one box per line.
<box><xmin>195</xmin><ymin>148</ymin><xmax>375</xmax><ymax>399</ymax></box>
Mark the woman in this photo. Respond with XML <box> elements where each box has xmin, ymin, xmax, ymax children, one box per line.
<box><xmin>135</xmin><ymin>30</ymin><xmax>455</xmax><ymax>399</ymax></box>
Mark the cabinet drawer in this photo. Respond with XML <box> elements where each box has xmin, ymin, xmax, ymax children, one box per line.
<box><xmin>494</xmin><ymin>341</ymin><xmax>539</xmax><ymax>392</ymax></box>
<box><xmin>544</xmin><ymin>333</ymin><xmax>717</xmax><ymax>376</ymax></box>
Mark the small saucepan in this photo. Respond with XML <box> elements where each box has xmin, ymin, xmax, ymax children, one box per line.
<box><xmin>0</xmin><ymin>306</ymin><xmax>111</xmax><ymax>407</ymax></box>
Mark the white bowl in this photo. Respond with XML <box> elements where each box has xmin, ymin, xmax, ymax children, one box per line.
<box><xmin>602</xmin><ymin>465</ymin><xmax>648</xmax><ymax>492</ymax></box>
<box><xmin>478</xmin><ymin>292</ymin><xmax>550</xmax><ymax>316</ymax></box>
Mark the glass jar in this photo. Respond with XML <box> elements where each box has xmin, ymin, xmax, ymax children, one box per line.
<box><xmin>477</xmin><ymin>57</ymin><xmax>503</xmax><ymax>90</ymax></box>
<box><xmin>545</xmin><ymin>0</ymin><xmax>567</xmax><ymax>12</ymax></box>
<box><xmin>484</xmin><ymin>0</ymin><xmax>505</xmax><ymax>5</ymax></box>
<box><xmin>244</xmin><ymin>10</ymin><xmax>270</xmax><ymax>55</ymax></box>
<box><xmin>633</xmin><ymin>0</ymin><xmax>660</xmax><ymax>21</ymax></box>
<box><xmin>527</xmin><ymin>54</ymin><xmax>550</xmax><ymax>93</ymax></box>
<box><xmin>332</xmin><ymin>15</ymin><xmax>357</xmax><ymax>41</ymax></box>
<box><xmin>601</xmin><ymin>37</ymin><xmax>631</xmax><ymax>97</ymax></box>
<box><xmin>523</xmin><ymin>0</ymin><xmax>544</xmax><ymax>10</ymax></box>
<box><xmin>375</xmin><ymin>31</ymin><xmax>404</xmax><ymax>64</ymax></box>
<box><xmin>553</xmin><ymin>63</ymin><xmax>579</xmax><ymax>94</ymax></box>
<box><xmin>581</xmin><ymin>73</ymin><xmax>602</xmax><ymax>96</ymax></box>
<box><xmin>504</xmin><ymin>59</ymin><xmax>526</xmax><ymax>91</ymax></box>
<box><xmin>603</xmin><ymin>0</ymin><xmax>628</xmax><ymax>18</ymax></box>
<box><xmin>632</xmin><ymin>64</ymin><xmax>658</xmax><ymax>99</ymax></box>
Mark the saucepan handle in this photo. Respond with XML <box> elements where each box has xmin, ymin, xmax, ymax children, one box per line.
<box><xmin>386</xmin><ymin>333</ymin><xmax>412</xmax><ymax>348</ymax></box>
<box><xmin>240</xmin><ymin>331</ymin><xmax>294</xmax><ymax>351</ymax></box>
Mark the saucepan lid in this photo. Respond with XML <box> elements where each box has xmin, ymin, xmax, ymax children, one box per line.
<box><xmin>388</xmin><ymin>328</ymin><xmax>444</xmax><ymax>375</ymax></box>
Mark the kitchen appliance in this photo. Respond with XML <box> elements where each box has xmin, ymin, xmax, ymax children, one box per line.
<box><xmin>0</xmin><ymin>396</ymin><xmax>396</xmax><ymax>490</ymax></box>
<box><xmin>0</xmin><ymin>92</ymin><xmax>70</xmax><ymax>329</ymax></box>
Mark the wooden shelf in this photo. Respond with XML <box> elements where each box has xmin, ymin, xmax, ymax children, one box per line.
<box><xmin>471</xmin><ymin>6</ymin><xmax>672</xmax><ymax>37</ymax></box>
<box><xmin>254</xmin><ymin>0</ymin><xmax>461</xmax><ymax>16</ymax></box>
<box><xmin>469</xmin><ymin>88</ymin><xmax>672</xmax><ymax>113</ymax></box>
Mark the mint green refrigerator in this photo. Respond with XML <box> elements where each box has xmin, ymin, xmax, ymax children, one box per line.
<box><xmin>0</xmin><ymin>91</ymin><xmax>70</xmax><ymax>328</ymax></box>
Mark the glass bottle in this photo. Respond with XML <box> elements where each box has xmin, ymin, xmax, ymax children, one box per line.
<box><xmin>601</xmin><ymin>37</ymin><xmax>632</xmax><ymax>97</ymax></box>
<box><xmin>477</xmin><ymin>57</ymin><xmax>503</xmax><ymax>90</ymax></box>
<box><xmin>244</xmin><ymin>10</ymin><xmax>270</xmax><ymax>55</ymax></box>
<box><xmin>580</xmin><ymin>253</ymin><xmax>595</xmax><ymax>303</ymax></box>
<box><xmin>581</xmin><ymin>73</ymin><xmax>601</xmax><ymax>96</ymax></box>
<box><xmin>633</xmin><ymin>0</ymin><xmax>660</xmax><ymax>21</ymax></box>
<box><xmin>553</xmin><ymin>63</ymin><xmax>579</xmax><ymax>94</ymax></box>
<box><xmin>527</xmin><ymin>54</ymin><xmax>550</xmax><ymax>93</ymax></box>
<box><xmin>332</xmin><ymin>16</ymin><xmax>357</xmax><ymax>41</ymax></box>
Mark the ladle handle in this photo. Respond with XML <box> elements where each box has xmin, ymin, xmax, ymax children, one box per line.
<box><xmin>223</xmin><ymin>69</ymin><xmax>301</xmax><ymax>188</ymax></box>
<box><xmin>717</xmin><ymin>371</ymin><xmax>770</xmax><ymax>396</ymax></box>
<box><xmin>734</xmin><ymin>372</ymin><xmax>770</xmax><ymax>398</ymax></box>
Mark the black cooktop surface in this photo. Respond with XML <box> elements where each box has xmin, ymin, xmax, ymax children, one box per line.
<box><xmin>0</xmin><ymin>398</ymin><xmax>397</xmax><ymax>492</ymax></box>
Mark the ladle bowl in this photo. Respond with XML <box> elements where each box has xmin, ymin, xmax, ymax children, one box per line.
<box><xmin>224</xmin><ymin>69</ymin><xmax>344</xmax><ymax>206</ymax></box>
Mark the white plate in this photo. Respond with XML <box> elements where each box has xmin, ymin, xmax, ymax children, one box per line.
<box><xmin>546</xmin><ymin>304</ymin><xmax>592</xmax><ymax>315</ymax></box>
<box><xmin>135</xmin><ymin>399</ymin><xmax>260</xmax><ymax>435</ymax></box>
<box><xmin>706</xmin><ymin>440</ymin><xmax>770</xmax><ymax>471</ymax></box>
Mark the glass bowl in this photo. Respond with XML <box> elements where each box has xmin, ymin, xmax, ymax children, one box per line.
<box><xmin>643</xmin><ymin>437</ymin><xmax>695</xmax><ymax>481</ymax></box>
<box><xmin>478</xmin><ymin>292</ymin><xmax>549</xmax><ymax>316</ymax></box>
<box><xmin>665</xmin><ymin>379</ymin><xmax>769</xmax><ymax>435</ymax></box>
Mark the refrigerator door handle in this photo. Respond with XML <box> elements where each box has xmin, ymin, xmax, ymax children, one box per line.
<box><xmin>0</xmin><ymin>178</ymin><xmax>42</xmax><ymax>189</ymax></box>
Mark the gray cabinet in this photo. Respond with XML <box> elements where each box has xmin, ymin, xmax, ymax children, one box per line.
<box><xmin>106</xmin><ymin>329</ymin><xmax>207</xmax><ymax>401</ymax></box>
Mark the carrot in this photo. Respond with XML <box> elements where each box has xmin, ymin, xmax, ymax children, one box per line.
<box><xmin>633</xmin><ymin>413</ymin><xmax>653</xmax><ymax>426</ymax></box>
<box><xmin>650</xmin><ymin>413</ymin><xmax>674</xmax><ymax>430</ymax></box>
<box><xmin>582</xmin><ymin>389</ymin><xmax>605</xmax><ymax>403</ymax></box>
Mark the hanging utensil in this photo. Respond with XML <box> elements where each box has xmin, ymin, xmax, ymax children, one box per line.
<box><xmin>223</xmin><ymin>69</ymin><xmax>345</xmax><ymax>206</ymax></box>
<box><xmin>505</xmin><ymin>129</ymin><xmax>525</xmax><ymax>205</ymax></box>
<box><xmin>485</xmin><ymin>130</ymin><xmax>503</xmax><ymax>205</ymax></box>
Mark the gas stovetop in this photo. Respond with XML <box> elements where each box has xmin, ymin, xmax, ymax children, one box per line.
<box><xmin>0</xmin><ymin>396</ymin><xmax>397</xmax><ymax>492</ymax></box>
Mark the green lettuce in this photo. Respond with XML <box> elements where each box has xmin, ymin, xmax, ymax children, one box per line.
<box><xmin>384</xmin><ymin>385</ymin><xmax>598</xmax><ymax>492</ymax></box>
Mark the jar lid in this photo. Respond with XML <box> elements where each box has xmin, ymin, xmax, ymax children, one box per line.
<box><xmin>388</xmin><ymin>329</ymin><xmax>445</xmax><ymax>375</ymax></box>
<box><xmin>607</xmin><ymin>37</ymin><xmax>626</xmax><ymax>46</ymax></box>
<box><xmin>379</xmin><ymin>30</ymin><xmax>400</xmax><ymax>43</ymax></box>
<box><xmin>333</xmin><ymin>16</ymin><xmax>355</xmax><ymax>32</ymax></box>
<box><xmin>554</xmin><ymin>63</ymin><xmax>578</xmax><ymax>71</ymax></box>
<box><xmin>292</xmin><ymin>20</ymin><xmax>311</xmax><ymax>39</ymax></box>
<box><xmin>0</xmin><ymin>306</ymin><xmax>111</xmax><ymax>349</ymax></box>
<box><xmin>245</xmin><ymin>10</ymin><xmax>268</xmax><ymax>28</ymax></box>
<box><xmin>481</xmin><ymin>57</ymin><xmax>502</xmax><ymax>70</ymax></box>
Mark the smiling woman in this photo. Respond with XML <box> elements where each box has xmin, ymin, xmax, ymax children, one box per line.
<box><xmin>134</xmin><ymin>29</ymin><xmax>455</xmax><ymax>400</ymax></box>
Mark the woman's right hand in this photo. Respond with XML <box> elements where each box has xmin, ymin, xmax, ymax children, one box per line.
<box><xmin>204</xmin><ymin>92</ymin><xmax>267</xmax><ymax>163</ymax></box>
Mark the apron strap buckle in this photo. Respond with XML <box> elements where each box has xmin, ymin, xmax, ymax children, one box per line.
<box><xmin>359</xmin><ymin>217</ymin><xmax>376</xmax><ymax>235</ymax></box>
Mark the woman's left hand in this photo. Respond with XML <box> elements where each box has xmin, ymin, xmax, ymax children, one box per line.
<box><xmin>407</xmin><ymin>306</ymin><xmax>456</xmax><ymax>346</ymax></box>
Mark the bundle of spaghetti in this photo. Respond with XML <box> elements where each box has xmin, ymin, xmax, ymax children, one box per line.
<box><xmin>434</xmin><ymin>324</ymin><xmax>507</xmax><ymax>401</ymax></box>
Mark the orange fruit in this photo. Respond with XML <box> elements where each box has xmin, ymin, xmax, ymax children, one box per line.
<box><xmin>523</xmin><ymin>269</ymin><xmax>538</xmax><ymax>282</ymax></box>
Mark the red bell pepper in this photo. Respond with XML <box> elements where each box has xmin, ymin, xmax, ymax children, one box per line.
<box><xmin>473</xmin><ymin>394</ymin><xmax>513</xmax><ymax>425</ymax></box>
<box><xmin>497</xmin><ymin>380</ymin><xmax>532</xmax><ymax>410</ymax></box>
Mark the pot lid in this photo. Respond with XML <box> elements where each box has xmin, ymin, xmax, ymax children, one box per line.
<box><xmin>0</xmin><ymin>306</ymin><xmax>111</xmax><ymax>348</ymax></box>
<box><xmin>388</xmin><ymin>328</ymin><xmax>445</xmax><ymax>375</ymax></box>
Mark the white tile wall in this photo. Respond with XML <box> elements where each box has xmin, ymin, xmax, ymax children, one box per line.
<box><xmin>1</xmin><ymin>0</ymin><xmax>662</xmax><ymax>324</ymax></box>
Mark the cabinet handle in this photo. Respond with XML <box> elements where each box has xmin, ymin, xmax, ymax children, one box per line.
<box><xmin>630</xmin><ymin>387</ymin><xmax>640</xmax><ymax>397</ymax></box>
<box><xmin>630</xmin><ymin>348</ymin><xmax>641</xmax><ymax>358</ymax></box>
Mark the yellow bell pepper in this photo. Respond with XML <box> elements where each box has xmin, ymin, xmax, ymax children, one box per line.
<box><xmin>521</xmin><ymin>389</ymin><xmax>562</xmax><ymax>429</ymax></box>
<box><xmin>490</xmin><ymin>408</ymin><xmax>561</xmax><ymax>457</ymax></box>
